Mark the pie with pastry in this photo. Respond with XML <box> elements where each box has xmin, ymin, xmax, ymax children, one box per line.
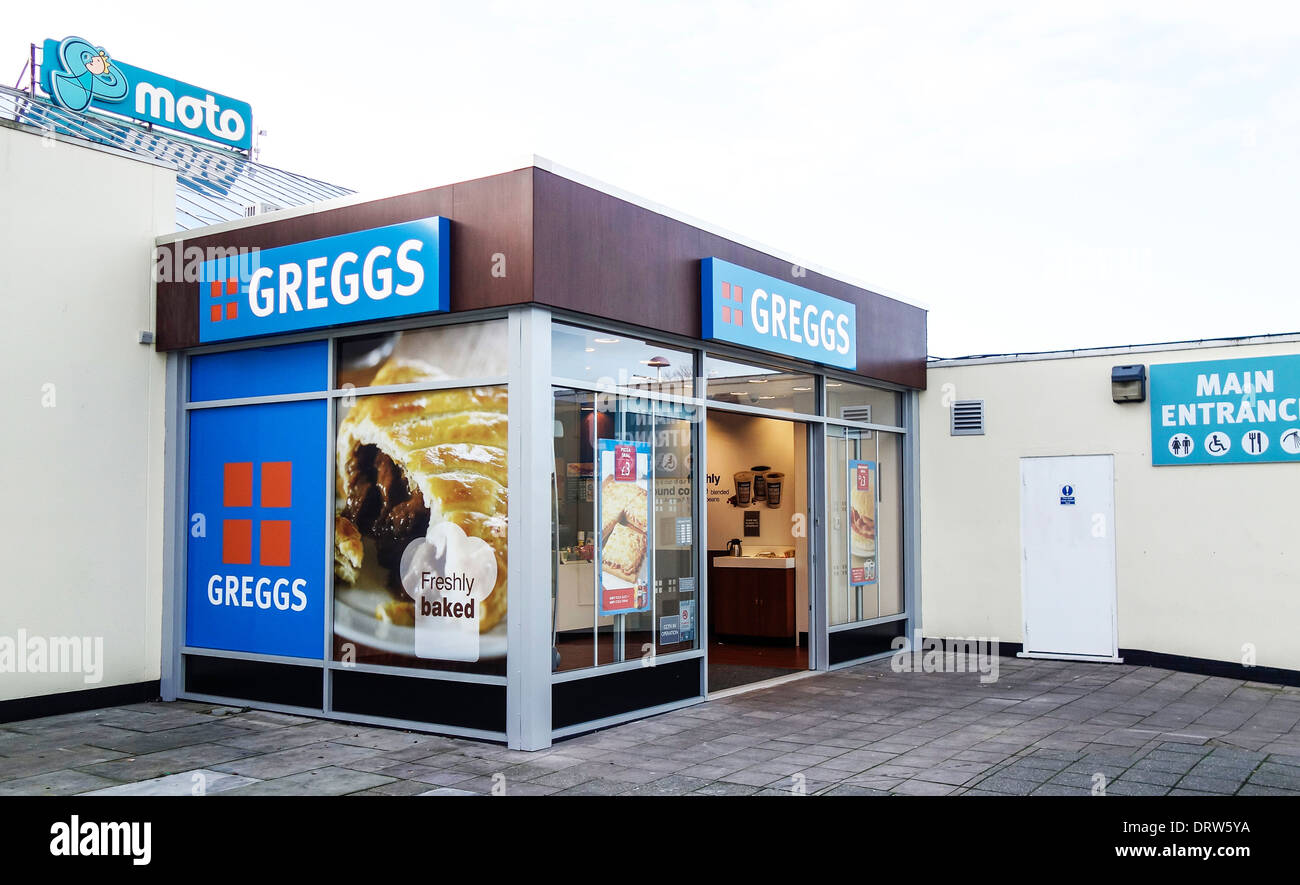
<box><xmin>598</xmin><ymin>475</ymin><xmax>649</xmax><ymax>585</ymax></box>
<box><xmin>599</xmin><ymin>475</ymin><xmax>648</xmax><ymax>539</ymax></box>
<box><xmin>601</xmin><ymin>522</ymin><xmax>647</xmax><ymax>584</ymax></box>
<box><xmin>333</xmin><ymin>357</ymin><xmax>508</xmax><ymax>633</ymax></box>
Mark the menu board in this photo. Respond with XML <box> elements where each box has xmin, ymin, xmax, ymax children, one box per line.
<box><xmin>848</xmin><ymin>460</ymin><xmax>878</xmax><ymax>586</ymax></box>
<box><xmin>596</xmin><ymin>439</ymin><xmax>652</xmax><ymax>616</ymax></box>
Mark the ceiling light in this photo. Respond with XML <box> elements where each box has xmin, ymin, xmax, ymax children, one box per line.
<box><xmin>593</xmin><ymin>337</ymin><xmax>620</xmax><ymax>344</ymax></box>
<box><xmin>585</xmin><ymin>347</ymin><xmax>595</xmax><ymax>353</ymax></box>
<box><xmin>792</xmin><ymin>386</ymin><xmax>812</xmax><ymax>391</ymax></box>
<box><xmin>826</xmin><ymin>382</ymin><xmax>843</xmax><ymax>388</ymax></box>
<box><xmin>747</xmin><ymin>378</ymin><xmax>768</xmax><ymax>383</ymax></box>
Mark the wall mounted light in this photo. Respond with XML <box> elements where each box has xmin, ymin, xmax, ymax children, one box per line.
<box><xmin>1111</xmin><ymin>364</ymin><xmax>1147</xmax><ymax>403</ymax></box>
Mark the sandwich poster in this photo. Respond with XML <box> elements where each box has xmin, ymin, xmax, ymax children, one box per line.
<box><xmin>597</xmin><ymin>439</ymin><xmax>652</xmax><ymax>616</ymax></box>
<box><xmin>848</xmin><ymin>460</ymin><xmax>878</xmax><ymax>586</ymax></box>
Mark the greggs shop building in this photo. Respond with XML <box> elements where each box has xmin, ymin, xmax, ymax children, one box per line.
<box><xmin>157</xmin><ymin>163</ymin><xmax>927</xmax><ymax>750</ymax></box>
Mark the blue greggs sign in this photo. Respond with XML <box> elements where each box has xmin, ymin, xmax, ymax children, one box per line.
<box><xmin>40</xmin><ymin>36</ymin><xmax>253</xmax><ymax>150</ymax></box>
<box><xmin>701</xmin><ymin>258</ymin><xmax>857</xmax><ymax>370</ymax></box>
<box><xmin>1150</xmin><ymin>354</ymin><xmax>1300</xmax><ymax>466</ymax></box>
<box><xmin>187</xmin><ymin>398</ymin><xmax>327</xmax><ymax>658</ymax></box>
<box><xmin>199</xmin><ymin>217</ymin><xmax>450</xmax><ymax>344</ymax></box>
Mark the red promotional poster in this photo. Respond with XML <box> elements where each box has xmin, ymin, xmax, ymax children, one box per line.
<box><xmin>856</xmin><ymin>462</ymin><xmax>871</xmax><ymax>492</ymax></box>
<box><xmin>614</xmin><ymin>443</ymin><xmax>636</xmax><ymax>481</ymax></box>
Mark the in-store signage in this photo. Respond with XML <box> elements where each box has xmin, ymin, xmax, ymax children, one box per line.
<box><xmin>596</xmin><ymin>439</ymin><xmax>652</xmax><ymax>616</ymax></box>
<box><xmin>849</xmin><ymin>460</ymin><xmax>877</xmax><ymax>586</ymax></box>
<box><xmin>1150</xmin><ymin>354</ymin><xmax>1300</xmax><ymax>466</ymax></box>
<box><xmin>198</xmin><ymin>217</ymin><xmax>450</xmax><ymax>344</ymax></box>
<box><xmin>659</xmin><ymin>615</ymin><xmax>681</xmax><ymax>644</ymax></box>
<box><xmin>701</xmin><ymin>258</ymin><xmax>857</xmax><ymax>370</ymax></box>
<box><xmin>40</xmin><ymin>36</ymin><xmax>254</xmax><ymax>150</ymax></box>
<box><xmin>186</xmin><ymin>400</ymin><xmax>327</xmax><ymax>659</ymax></box>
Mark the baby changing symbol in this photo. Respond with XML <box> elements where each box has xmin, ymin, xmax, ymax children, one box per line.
<box><xmin>47</xmin><ymin>36</ymin><xmax>129</xmax><ymax>112</ymax></box>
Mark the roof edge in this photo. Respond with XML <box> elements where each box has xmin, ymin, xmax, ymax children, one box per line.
<box><xmin>533</xmin><ymin>156</ymin><xmax>929</xmax><ymax>313</ymax></box>
<box><xmin>928</xmin><ymin>331</ymin><xmax>1300</xmax><ymax>367</ymax></box>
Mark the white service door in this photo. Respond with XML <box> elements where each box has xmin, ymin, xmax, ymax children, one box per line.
<box><xmin>1020</xmin><ymin>455</ymin><xmax>1117</xmax><ymax>658</ymax></box>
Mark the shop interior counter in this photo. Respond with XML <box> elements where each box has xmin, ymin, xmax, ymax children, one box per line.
<box><xmin>712</xmin><ymin>556</ymin><xmax>796</xmax><ymax>569</ymax></box>
<box><xmin>708</xmin><ymin>552</ymin><xmax>797</xmax><ymax>640</ymax></box>
<box><xmin>554</xmin><ymin>560</ymin><xmax>613</xmax><ymax>633</ymax></box>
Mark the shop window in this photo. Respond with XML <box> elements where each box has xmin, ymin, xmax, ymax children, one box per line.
<box><xmin>551</xmin><ymin>387</ymin><xmax>700</xmax><ymax>672</ymax></box>
<box><xmin>336</xmin><ymin>319</ymin><xmax>508</xmax><ymax>389</ymax></box>
<box><xmin>827</xmin><ymin>425</ymin><xmax>904</xmax><ymax>627</ymax></box>
<box><xmin>331</xmin><ymin>381</ymin><xmax>509</xmax><ymax>676</ymax></box>
<box><xmin>704</xmin><ymin>354</ymin><xmax>817</xmax><ymax>415</ymax></box>
<box><xmin>189</xmin><ymin>339</ymin><xmax>328</xmax><ymax>402</ymax></box>
<box><xmin>826</xmin><ymin>378</ymin><xmax>901</xmax><ymax>427</ymax></box>
<box><xmin>185</xmin><ymin>400</ymin><xmax>329</xmax><ymax>659</ymax></box>
<box><xmin>877</xmin><ymin>432</ymin><xmax>905</xmax><ymax>618</ymax></box>
<box><xmin>551</xmin><ymin>323</ymin><xmax>694</xmax><ymax>399</ymax></box>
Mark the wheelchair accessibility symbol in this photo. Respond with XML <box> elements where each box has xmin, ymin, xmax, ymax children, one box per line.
<box><xmin>1203</xmin><ymin>431</ymin><xmax>1231</xmax><ymax>457</ymax></box>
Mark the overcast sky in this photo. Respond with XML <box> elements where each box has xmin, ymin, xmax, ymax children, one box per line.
<box><xmin>8</xmin><ymin>1</ymin><xmax>1299</xmax><ymax>357</ymax></box>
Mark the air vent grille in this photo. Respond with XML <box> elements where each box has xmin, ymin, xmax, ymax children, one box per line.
<box><xmin>243</xmin><ymin>201</ymin><xmax>282</xmax><ymax>217</ymax></box>
<box><xmin>951</xmin><ymin>400</ymin><xmax>985</xmax><ymax>436</ymax></box>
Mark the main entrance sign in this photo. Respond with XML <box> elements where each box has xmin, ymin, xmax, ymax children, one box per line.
<box><xmin>701</xmin><ymin>257</ymin><xmax>857</xmax><ymax>370</ymax></box>
<box><xmin>198</xmin><ymin>217</ymin><xmax>450</xmax><ymax>344</ymax></box>
<box><xmin>40</xmin><ymin>36</ymin><xmax>254</xmax><ymax>150</ymax></box>
<box><xmin>1150</xmin><ymin>354</ymin><xmax>1300</xmax><ymax>466</ymax></box>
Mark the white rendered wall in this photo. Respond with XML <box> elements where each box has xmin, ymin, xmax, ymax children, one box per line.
<box><xmin>0</xmin><ymin>124</ymin><xmax>175</xmax><ymax>702</ymax></box>
<box><xmin>921</xmin><ymin>338</ymin><xmax>1300</xmax><ymax>671</ymax></box>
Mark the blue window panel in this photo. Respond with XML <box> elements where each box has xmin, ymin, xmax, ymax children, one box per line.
<box><xmin>185</xmin><ymin>400</ymin><xmax>327</xmax><ymax>659</ymax></box>
<box><xmin>189</xmin><ymin>339</ymin><xmax>327</xmax><ymax>402</ymax></box>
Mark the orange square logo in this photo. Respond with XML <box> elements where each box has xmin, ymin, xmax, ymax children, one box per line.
<box><xmin>261</xmin><ymin>461</ymin><xmax>292</xmax><ymax>508</ymax></box>
<box><xmin>225</xmin><ymin>277</ymin><xmax>238</xmax><ymax>295</ymax></box>
<box><xmin>210</xmin><ymin>304</ymin><xmax>223</xmax><ymax>323</ymax></box>
<box><xmin>223</xmin><ymin>462</ymin><xmax>253</xmax><ymax>507</ymax></box>
<box><xmin>222</xmin><ymin>519</ymin><xmax>252</xmax><ymax>564</ymax></box>
<box><xmin>225</xmin><ymin>301</ymin><xmax>238</xmax><ymax>320</ymax></box>
<box><xmin>259</xmin><ymin>520</ymin><xmax>292</xmax><ymax>566</ymax></box>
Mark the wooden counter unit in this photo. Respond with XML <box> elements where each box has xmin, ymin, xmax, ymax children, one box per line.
<box><xmin>709</xmin><ymin>556</ymin><xmax>796</xmax><ymax>640</ymax></box>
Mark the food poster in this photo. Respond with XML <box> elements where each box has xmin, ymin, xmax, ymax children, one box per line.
<box><xmin>331</xmin><ymin>324</ymin><xmax>508</xmax><ymax>672</ymax></box>
<box><xmin>597</xmin><ymin>439</ymin><xmax>653</xmax><ymax>616</ymax></box>
<box><xmin>848</xmin><ymin>460</ymin><xmax>878</xmax><ymax>586</ymax></box>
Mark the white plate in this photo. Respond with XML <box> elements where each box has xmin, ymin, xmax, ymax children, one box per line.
<box><xmin>599</xmin><ymin>570</ymin><xmax>645</xmax><ymax>589</ymax></box>
<box><xmin>333</xmin><ymin>537</ymin><xmax>507</xmax><ymax>659</ymax></box>
<box><xmin>851</xmin><ymin>537</ymin><xmax>876</xmax><ymax>559</ymax></box>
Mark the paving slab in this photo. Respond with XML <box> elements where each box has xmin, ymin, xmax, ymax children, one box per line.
<box><xmin>83</xmin><ymin>769</ymin><xmax>258</xmax><ymax>796</ymax></box>
<box><xmin>3</xmin><ymin>657</ymin><xmax>1300</xmax><ymax>795</ymax></box>
<box><xmin>208</xmin><ymin>741</ymin><xmax>382</xmax><ymax>779</ymax></box>
<box><xmin>0</xmin><ymin>768</ymin><xmax>124</xmax><ymax>795</ymax></box>
<box><xmin>218</xmin><ymin>767</ymin><xmax>395</xmax><ymax>796</ymax></box>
